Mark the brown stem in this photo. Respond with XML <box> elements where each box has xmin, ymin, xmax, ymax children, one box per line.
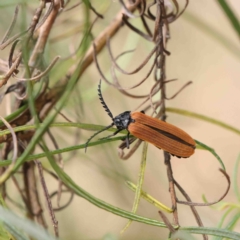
<box><xmin>164</xmin><ymin>152</ymin><xmax>179</xmax><ymax>225</ymax></box>
<box><xmin>23</xmin><ymin>162</ymin><xmax>46</xmax><ymax>228</ymax></box>
<box><xmin>174</xmin><ymin>178</ymin><xmax>208</xmax><ymax>240</ymax></box>
<box><xmin>35</xmin><ymin>160</ymin><xmax>59</xmax><ymax>237</ymax></box>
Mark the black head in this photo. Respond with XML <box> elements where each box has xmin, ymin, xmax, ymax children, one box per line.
<box><xmin>85</xmin><ymin>81</ymin><xmax>133</xmax><ymax>152</ymax></box>
<box><xmin>113</xmin><ymin>111</ymin><xmax>132</xmax><ymax>130</ymax></box>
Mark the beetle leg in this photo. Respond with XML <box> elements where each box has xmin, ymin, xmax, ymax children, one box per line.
<box><xmin>126</xmin><ymin>131</ymin><xmax>130</xmax><ymax>149</ymax></box>
<box><xmin>100</xmin><ymin>128</ymin><xmax>122</xmax><ymax>140</ymax></box>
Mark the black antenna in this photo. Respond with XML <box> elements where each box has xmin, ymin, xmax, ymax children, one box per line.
<box><xmin>85</xmin><ymin>80</ymin><xmax>115</xmax><ymax>152</ymax></box>
<box><xmin>85</xmin><ymin>123</ymin><xmax>114</xmax><ymax>152</ymax></box>
<box><xmin>98</xmin><ymin>80</ymin><xmax>114</xmax><ymax>120</ymax></box>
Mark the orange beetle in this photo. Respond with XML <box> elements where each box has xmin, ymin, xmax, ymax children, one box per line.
<box><xmin>85</xmin><ymin>81</ymin><xmax>195</xmax><ymax>158</ymax></box>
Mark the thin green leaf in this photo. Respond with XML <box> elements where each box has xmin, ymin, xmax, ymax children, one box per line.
<box><xmin>211</xmin><ymin>212</ymin><xmax>240</xmax><ymax>240</ymax></box>
<box><xmin>166</xmin><ymin>108</ymin><xmax>240</xmax><ymax>136</ymax></box>
<box><xmin>212</xmin><ymin>207</ymin><xmax>234</xmax><ymax>240</ymax></box>
<box><xmin>3</xmin><ymin>224</ymin><xmax>30</xmax><ymax>240</ymax></box>
<box><xmin>32</xmin><ymin>140</ymin><xmax>240</xmax><ymax>239</ymax></box>
<box><xmin>44</xmin><ymin>144</ymin><xmax>167</xmax><ymax>228</ymax></box>
<box><xmin>0</xmin><ymin>104</ymin><xmax>27</xmax><ymax>128</ymax></box>
<box><xmin>180</xmin><ymin>226</ymin><xmax>240</xmax><ymax>240</ymax></box>
<box><xmin>0</xmin><ymin>206</ymin><xmax>57</xmax><ymax>240</ymax></box>
<box><xmin>217</xmin><ymin>0</ymin><xmax>240</xmax><ymax>38</ymax></box>
<box><xmin>122</xmin><ymin>142</ymin><xmax>148</xmax><ymax>232</ymax></box>
<box><xmin>125</xmin><ymin>181</ymin><xmax>173</xmax><ymax>212</ymax></box>
<box><xmin>0</xmin><ymin>124</ymin><xmax>226</xmax><ymax>172</ymax></box>
<box><xmin>0</xmin><ymin>192</ymin><xmax>28</xmax><ymax>240</ymax></box>
<box><xmin>224</xmin><ymin>212</ymin><xmax>240</xmax><ymax>231</ymax></box>
<box><xmin>0</xmin><ymin>122</ymin><xmax>124</xmax><ymax>137</ymax></box>
<box><xmin>233</xmin><ymin>154</ymin><xmax>240</xmax><ymax>201</ymax></box>
<box><xmin>0</xmin><ymin>4</ymin><xmax>91</xmax><ymax>184</ymax></box>
<box><xmin>172</xmin><ymin>230</ymin><xmax>197</xmax><ymax>240</ymax></box>
<box><xmin>45</xmin><ymin>146</ymin><xmax>240</xmax><ymax>239</ymax></box>
<box><xmin>182</xmin><ymin>12</ymin><xmax>240</xmax><ymax>59</ymax></box>
<box><xmin>195</xmin><ymin>140</ymin><xmax>225</xmax><ymax>170</ymax></box>
<box><xmin>101</xmin><ymin>233</ymin><xmax>118</xmax><ymax>240</ymax></box>
<box><xmin>0</xmin><ymin>136</ymin><xmax>126</xmax><ymax>167</ymax></box>
<box><xmin>0</xmin><ymin>195</ymin><xmax>15</xmax><ymax>240</ymax></box>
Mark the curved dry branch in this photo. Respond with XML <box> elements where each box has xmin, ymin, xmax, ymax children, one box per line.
<box><xmin>118</xmin><ymin>139</ymin><xmax>142</xmax><ymax>160</ymax></box>
<box><xmin>122</xmin><ymin>14</ymin><xmax>152</xmax><ymax>41</ymax></box>
<box><xmin>89</xmin><ymin>2</ymin><xmax>104</xmax><ymax>18</ymax></box>
<box><xmin>174</xmin><ymin>178</ymin><xmax>208</xmax><ymax>240</ymax></box>
<box><xmin>0</xmin><ymin>5</ymin><xmax>19</xmax><ymax>44</ymax></box>
<box><xmin>0</xmin><ymin>54</ymin><xmax>22</xmax><ymax>89</ymax></box>
<box><xmin>13</xmin><ymin>56</ymin><xmax>60</xmax><ymax>82</ymax></box>
<box><xmin>146</xmin><ymin>1</ymin><xmax>157</xmax><ymax>20</ymax></box>
<box><xmin>120</xmin><ymin>0</ymin><xmax>145</xmax><ymax>18</ymax></box>
<box><xmin>111</xmin><ymin>49</ymin><xmax>156</xmax><ymax>90</ymax></box>
<box><xmin>159</xmin><ymin>211</ymin><xmax>177</xmax><ymax>233</ymax></box>
<box><xmin>0</xmin><ymin>28</ymin><xmax>31</xmax><ymax>50</ymax></box>
<box><xmin>35</xmin><ymin>1</ymin><xmax>54</xmax><ymax>30</ymax></box>
<box><xmin>111</xmin><ymin>66</ymin><xmax>150</xmax><ymax>98</ymax></box>
<box><xmin>8</xmin><ymin>39</ymin><xmax>21</xmax><ymax>70</ymax></box>
<box><xmin>94</xmin><ymin>42</ymin><xmax>151</xmax><ymax>98</ymax></box>
<box><xmin>107</xmin><ymin>37</ymin><xmax>159</xmax><ymax>75</ymax></box>
<box><xmin>177</xmin><ymin>169</ymin><xmax>230</xmax><ymax>207</ymax></box>
<box><xmin>0</xmin><ymin>117</ymin><xmax>18</xmax><ymax>184</ymax></box>
<box><xmin>164</xmin><ymin>81</ymin><xmax>192</xmax><ymax>100</ymax></box>
<box><xmin>63</xmin><ymin>2</ymin><xmax>82</xmax><ymax>12</ymax></box>
<box><xmin>169</xmin><ymin>0</ymin><xmax>189</xmax><ymax>22</ymax></box>
<box><xmin>50</xmin><ymin>190</ymin><xmax>74</xmax><ymax>211</ymax></box>
<box><xmin>149</xmin><ymin>79</ymin><xmax>177</xmax><ymax>114</ymax></box>
<box><xmin>140</xmin><ymin>13</ymin><xmax>153</xmax><ymax>37</ymax></box>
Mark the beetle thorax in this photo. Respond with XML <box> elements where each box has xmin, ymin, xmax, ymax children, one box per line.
<box><xmin>113</xmin><ymin>111</ymin><xmax>133</xmax><ymax>130</ymax></box>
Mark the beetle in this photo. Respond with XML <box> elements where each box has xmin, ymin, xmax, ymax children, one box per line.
<box><xmin>85</xmin><ymin>81</ymin><xmax>196</xmax><ymax>158</ymax></box>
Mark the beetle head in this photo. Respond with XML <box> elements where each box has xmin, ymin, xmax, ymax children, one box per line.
<box><xmin>85</xmin><ymin>81</ymin><xmax>133</xmax><ymax>152</ymax></box>
<box><xmin>113</xmin><ymin>111</ymin><xmax>133</xmax><ymax>130</ymax></box>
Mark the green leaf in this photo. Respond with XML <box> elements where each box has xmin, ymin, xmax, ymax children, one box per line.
<box><xmin>195</xmin><ymin>140</ymin><xmax>225</xmax><ymax>170</ymax></box>
<box><xmin>121</xmin><ymin>142</ymin><xmax>148</xmax><ymax>232</ymax></box>
<box><xmin>166</xmin><ymin>108</ymin><xmax>240</xmax><ymax>136</ymax></box>
<box><xmin>0</xmin><ymin>206</ymin><xmax>57</xmax><ymax>240</ymax></box>
<box><xmin>125</xmin><ymin>181</ymin><xmax>173</xmax><ymax>213</ymax></box>
<box><xmin>0</xmin><ymin>3</ymin><xmax>91</xmax><ymax>184</ymax></box>
<box><xmin>233</xmin><ymin>154</ymin><xmax>240</xmax><ymax>201</ymax></box>
<box><xmin>42</xmin><ymin>143</ymin><xmax>240</xmax><ymax>239</ymax></box>
<box><xmin>180</xmin><ymin>226</ymin><xmax>240</xmax><ymax>240</ymax></box>
<box><xmin>182</xmin><ymin>12</ymin><xmax>240</xmax><ymax>59</ymax></box>
<box><xmin>217</xmin><ymin>0</ymin><xmax>240</xmax><ymax>38</ymax></box>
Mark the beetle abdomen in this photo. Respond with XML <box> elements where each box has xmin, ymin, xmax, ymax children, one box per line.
<box><xmin>129</xmin><ymin>112</ymin><xmax>195</xmax><ymax>158</ymax></box>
